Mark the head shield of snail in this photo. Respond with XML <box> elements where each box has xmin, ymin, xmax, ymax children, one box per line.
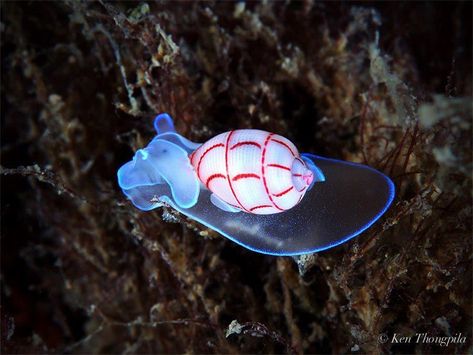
<box><xmin>117</xmin><ymin>113</ymin><xmax>395</xmax><ymax>256</ymax></box>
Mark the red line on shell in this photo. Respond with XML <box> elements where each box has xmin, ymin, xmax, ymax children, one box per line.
<box><xmin>292</xmin><ymin>173</ymin><xmax>302</xmax><ymax>177</ymax></box>
<box><xmin>205</xmin><ymin>173</ymin><xmax>226</xmax><ymax>189</ymax></box>
<box><xmin>267</xmin><ymin>163</ymin><xmax>291</xmax><ymax>171</ymax></box>
<box><xmin>225</xmin><ymin>131</ymin><xmax>249</xmax><ymax>212</ymax></box>
<box><xmin>270</xmin><ymin>138</ymin><xmax>296</xmax><ymax>157</ymax></box>
<box><xmin>296</xmin><ymin>185</ymin><xmax>307</xmax><ymax>193</ymax></box>
<box><xmin>261</xmin><ymin>133</ymin><xmax>285</xmax><ymax>212</ymax></box>
<box><xmin>196</xmin><ymin>143</ymin><xmax>224</xmax><ymax>181</ymax></box>
<box><xmin>273</xmin><ymin>186</ymin><xmax>294</xmax><ymax>197</ymax></box>
<box><xmin>232</xmin><ymin>173</ymin><xmax>260</xmax><ymax>181</ymax></box>
<box><xmin>249</xmin><ymin>204</ymin><xmax>273</xmax><ymax>212</ymax></box>
<box><xmin>230</xmin><ymin>141</ymin><xmax>261</xmax><ymax>150</ymax></box>
<box><xmin>228</xmin><ymin>202</ymin><xmax>241</xmax><ymax>209</ymax></box>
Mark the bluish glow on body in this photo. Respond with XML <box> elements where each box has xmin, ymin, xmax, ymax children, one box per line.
<box><xmin>117</xmin><ymin>113</ymin><xmax>396</xmax><ymax>256</ymax></box>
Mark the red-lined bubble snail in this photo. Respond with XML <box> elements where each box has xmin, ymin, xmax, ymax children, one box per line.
<box><xmin>117</xmin><ymin>113</ymin><xmax>395</xmax><ymax>256</ymax></box>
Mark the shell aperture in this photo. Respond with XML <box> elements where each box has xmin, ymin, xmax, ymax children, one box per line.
<box><xmin>117</xmin><ymin>113</ymin><xmax>395</xmax><ymax>256</ymax></box>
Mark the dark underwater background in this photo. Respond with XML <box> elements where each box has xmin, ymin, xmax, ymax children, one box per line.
<box><xmin>1</xmin><ymin>1</ymin><xmax>471</xmax><ymax>354</ymax></box>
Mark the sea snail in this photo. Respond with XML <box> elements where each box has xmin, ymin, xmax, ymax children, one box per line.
<box><xmin>117</xmin><ymin>113</ymin><xmax>395</xmax><ymax>256</ymax></box>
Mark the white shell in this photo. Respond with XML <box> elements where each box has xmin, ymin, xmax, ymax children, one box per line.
<box><xmin>189</xmin><ymin>130</ymin><xmax>314</xmax><ymax>214</ymax></box>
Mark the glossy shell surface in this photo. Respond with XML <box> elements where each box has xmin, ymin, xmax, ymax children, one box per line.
<box><xmin>189</xmin><ymin>130</ymin><xmax>314</xmax><ymax>214</ymax></box>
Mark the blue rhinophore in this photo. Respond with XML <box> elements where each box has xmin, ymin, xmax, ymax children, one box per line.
<box><xmin>117</xmin><ymin>113</ymin><xmax>395</xmax><ymax>256</ymax></box>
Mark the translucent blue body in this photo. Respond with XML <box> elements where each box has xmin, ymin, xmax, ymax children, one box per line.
<box><xmin>117</xmin><ymin>114</ymin><xmax>395</xmax><ymax>256</ymax></box>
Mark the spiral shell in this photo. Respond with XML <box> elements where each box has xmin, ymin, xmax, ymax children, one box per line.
<box><xmin>189</xmin><ymin>130</ymin><xmax>314</xmax><ymax>214</ymax></box>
